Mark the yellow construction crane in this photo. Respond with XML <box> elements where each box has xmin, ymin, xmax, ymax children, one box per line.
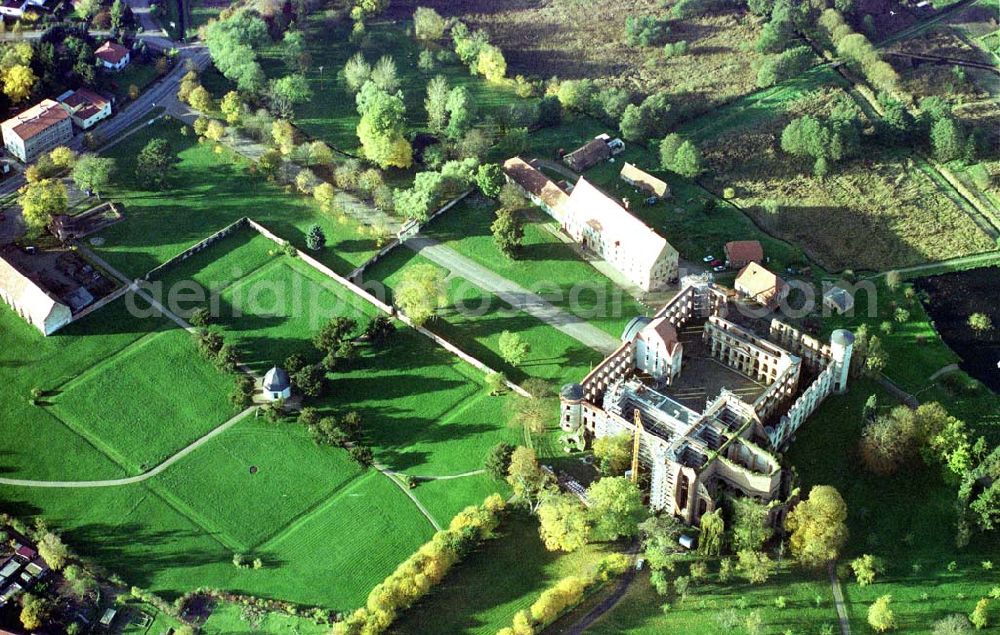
<box><xmin>631</xmin><ymin>409</ymin><xmax>643</xmax><ymax>484</ymax></box>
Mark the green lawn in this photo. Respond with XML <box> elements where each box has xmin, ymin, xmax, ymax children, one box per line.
<box><xmin>106</xmin><ymin>62</ymin><xmax>161</xmax><ymax>102</ymax></box>
<box><xmin>579</xmin><ymin>564</ymin><xmax>835</xmax><ymax>635</ymax></box>
<box><xmin>412</xmin><ymin>472</ymin><xmax>512</xmax><ymax>529</ymax></box>
<box><xmin>422</xmin><ymin>193</ymin><xmax>650</xmax><ymax>338</ymax></box>
<box><xmin>362</xmin><ymin>248</ymin><xmax>604</xmax><ymax>387</ymax></box>
<box><xmin>99</xmin><ymin>119</ymin><xmax>379</xmax><ymax>279</ymax></box>
<box><xmin>786</xmin><ymin>379</ymin><xmax>1000</xmax><ymax>632</ymax></box>
<box><xmin>391</xmin><ymin>513</ymin><xmax>616</xmax><ymax>635</ymax></box>
<box><xmin>152</xmin><ymin>417</ymin><xmax>364</xmax><ymax>551</ymax></box>
<box><xmin>47</xmin><ymin>327</ymin><xmax>236</xmax><ymax>473</ymax></box>
<box><xmin>216</xmin><ymin>257</ymin><xmax>378</xmax><ymax>372</ymax></box>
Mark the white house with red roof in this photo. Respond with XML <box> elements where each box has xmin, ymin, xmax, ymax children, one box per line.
<box><xmin>95</xmin><ymin>41</ymin><xmax>130</xmax><ymax>71</ymax></box>
<box><xmin>633</xmin><ymin>316</ymin><xmax>684</xmax><ymax>384</ymax></box>
<box><xmin>57</xmin><ymin>88</ymin><xmax>112</xmax><ymax>130</ymax></box>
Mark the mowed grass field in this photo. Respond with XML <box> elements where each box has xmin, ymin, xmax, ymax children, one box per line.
<box><xmin>362</xmin><ymin>248</ymin><xmax>604</xmax><ymax>387</ymax></box>
<box><xmin>47</xmin><ymin>327</ymin><xmax>236</xmax><ymax>473</ymax></box>
<box><xmin>99</xmin><ymin>119</ymin><xmax>379</xmax><ymax>279</ymax></box>
<box><xmin>258</xmin><ymin>17</ymin><xmax>527</xmax><ymax>153</ymax></box>
<box><xmin>0</xmin><ymin>231</ymin><xmax>517</xmax><ymax>612</ymax></box>
<box><xmin>422</xmin><ymin>194</ymin><xmax>651</xmax><ymax>337</ymax></box>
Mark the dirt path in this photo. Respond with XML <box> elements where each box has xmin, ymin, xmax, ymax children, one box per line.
<box><xmin>0</xmin><ymin>407</ymin><xmax>255</xmax><ymax>488</ymax></box>
<box><xmin>404</xmin><ymin>234</ymin><xmax>621</xmax><ymax>355</ymax></box>
<box><xmin>863</xmin><ymin>251</ymin><xmax>1000</xmax><ymax>279</ymax></box>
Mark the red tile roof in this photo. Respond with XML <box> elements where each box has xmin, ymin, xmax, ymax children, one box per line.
<box><xmin>724</xmin><ymin>240</ymin><xmax>764</xmax><ymax>265</ymax></box>
<box><xmin>95</xmin><ymin>41</ymin><xmax>129</xmax><ymax>65</ymax></box>
<box><xmin>1</xmin><ymin>99</ymin><xmax>70</xmax><ymax>142</ymax></box>
<box><xmin>59</xmin><ymin>88</ymin><xmax>110</xmax><ymax>120</ymax></box>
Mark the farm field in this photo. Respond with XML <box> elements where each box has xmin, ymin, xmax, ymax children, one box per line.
<box><xmin>389</xmin><ymin>0</ymin><xmax>779</xmax><ymax>122</ymax></box>
<box><xmin>258</xmin><ymin>17</ymin><xmax>527</xmax><ymax>153</ymax></box>
<box><xmin>391</xmin><ymin>513</ymin><xmax>617</xmax><ymax>635</ymax></box>
<box><xmin>362</xmin><ymin>247</ymin><xmax>605</xmax><ymax>387</ymax></box>
<box><xmin>98</xmin><ymin>119</ymin><xmax>379</xmax><ymax>279</ymax></box>
<box><xmin>679</xmin><ymin>75</ymin><xmax>995</xmax><ymax>272</ymax></box>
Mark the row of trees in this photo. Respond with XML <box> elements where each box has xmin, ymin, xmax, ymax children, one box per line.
<box><xmin>334</xmin><ymin>494</ymin><xmax>507</xmax><ymax>634</ymax></box>
<box><xmin>818</xmin><ymin>9</ymin><xmax>900</xmax><ymax>96</ymax></box>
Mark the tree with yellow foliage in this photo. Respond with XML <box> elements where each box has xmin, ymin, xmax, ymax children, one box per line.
<box><xmin>786</xmin><ymin>485</ymin><xmax>849</xmax><ymax>568</ymax></box>
<box><xmin>3</xmin><ymin>64</ymin><xmax>36</xmax><ymax>103</ymax></box>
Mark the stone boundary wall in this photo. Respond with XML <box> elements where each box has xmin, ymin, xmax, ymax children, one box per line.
<box><xmin>347</xmin><ymin>190</ymin><xmax>475</xmax><ymax>281</ymax></box>
<box><xmin>142</xmin><ymin>217</ymin><xmax>249</xmax><ymax>281</ymax></box>
<box><xmin>245</xmin><ymin>219</ymin><xmax>531</xmax><ymax>398</ymax></box>
<box><xmin>69</xmin><ymin>284</ymin><xmax>129</xmax><ymax>323</ymax></box>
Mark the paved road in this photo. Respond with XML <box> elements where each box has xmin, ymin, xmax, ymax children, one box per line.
<box><xmin>0</xmin><ymin>406</ymin><xmax>255</xmax><ymax>488</ymax></box>
<box><xmin>404</xmin><ymin>234</ymin><xmax>621</xmax><ymax>354</ymax></box>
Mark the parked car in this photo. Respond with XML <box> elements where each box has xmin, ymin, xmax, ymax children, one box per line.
<box><xmin>713</xmin><ymin>265</ymin><xmax>727</xmax><ymax>273</ymax></box>
<box><xmin>702</xmin><ymin>255</ymin><xmax>715</xmax><ymax>263</ymax></box>
<box><xmin>710</xmin><ymin>259</ymin><xmax>723</xmax><ymax>267</ymax></box>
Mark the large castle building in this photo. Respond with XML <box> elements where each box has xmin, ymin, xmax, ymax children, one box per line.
<box><xmin>560</xmin><ymin>279</ymin><xmax>854</xmax><ymax>525</ymax></box>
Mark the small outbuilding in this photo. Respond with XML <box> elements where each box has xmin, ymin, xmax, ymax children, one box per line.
<box><xmin>724</xmin><ymin>240</ymin><xmax>764</xmax><ymax>268</ymax></box>
<box><xmin>620</xmin><ymin>162</ymin><xmax>670</xmax><ymax>199</ymax></box>
<box><xmin>823</xmin><ymin>285</ymin><xmax>855</xmax><ymax>315</ymax></box>
<box><xmin>262</xmin><ymin>366</ymin><xmax>292</xmax><ymax>401</ymax></box>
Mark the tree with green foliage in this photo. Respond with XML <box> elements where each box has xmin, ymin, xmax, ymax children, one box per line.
<box><xmin>851</xmin><ymin>554</ymin><xmax>884</xmax><ymax>586</ymax></box>
<box><xmin>371</xmin><ymin>55</ymin><xmax>400</xmax><ymax>93</ymax></box>
<box><xmin>395</xmin><ymin>263</ymin><xmax>447</xmax><ymax>326</ymax></box>
<box><xmin>19</xmin><ymin>594</ymin><xmax>50</xmax><ymax>631</ymax></box>
<box><xmin>931</xmin><ymin>117</ymin><xmax>964</xmax><ymax>163</ymax></box>
<box><xmin>969</xmin><ymin>313</ymin><xmax>993</xmax><ymax>334</ymax></box>
<box><xmin>414</xmin><ymin>7</ymin><xmax>447</xmax><ymax>41</ymax></box>
<box><xmin>732</xmin><ymin>497</ymin><xmax>773</xmax><ymax>552</ymax></box>
<box><xmin>305</xmin><ymin>224</ymin><xmax>326</xmax><ymax>250</ymax></box>
<box><xmin>538</xmin><ymin>493</ymin><xmax>591</xmax><ymax>552</ymax></box>
<box><xmin>587</xmin><ymin>477</ymin><xmax>644</xmax><ymax>541</ymax></box>
<box><xmin>498</xmin><ymin>330</ymin><xmax>530</xmax><ymax>366</ymax></box>
<box><xmin>593</xmin><ymin>433</ymin><xmax>632</xmax><ymax>476</ymax></box>
<box><xmin>868</xmin><ymin>595</ymin><xmax>897</xmax><ymax>632</ymax></box>
<box><xmin>269</xmin><ymin>74</ymin><xmax>312</xmax><ymax>114</ymax></box>
<box><xmin>736</xmin><ymin>548</ymin><xmax>775</xmax><ymax>584</ymax></box>
<box><xmin>671</xmin><ymin>140</ymin><xmax>704</xmax><ymax>178</ymax></box>
<box><xmin>971</xmin><ymin>598</ymin><xmax>990</xmax><ymax>630</ymax></box>
<box><xmin>624</xmin><ymin>15</ymin><xmax>665</xmax><ymax>46</ymax></box>
<box><xmin>136</xmin><ymin>137</ymin><xmax>173</xmax><ymax>188</ymax></box>
<box><xmin>698</xmin><ymin>509</ymin><xmax>725</xmax><ymax>556</ymax></box>
<box><xmin>860</xmin><ymin>407</ymin><xmax>917</xmax><ymax>475</ymax></box>
<box><xmin>356</xmin><ymin>83</ymin><xmax>412</xmax><ymax>169</ymax></box>
<box><xmin>786</xmin><ymin>485</ymin><xmax>849</xmax><ymax>568</ymax></box>
<box><xmin>343</xmin><ymin>52</ymin><xmax>371</xmax><ymax>93</ymax></box>
<box><xmin>18</xmin><ymin>179</ymin><xmax>67</xmax><ymax>232</ymax></box>
<box><xmin>506</xmin><ymin>446</ymin><xmax>554</xmax><ymax>512</ymax></box>
<box><xmin>37</xmin><ymin>532</ymin><xmax>68</xmax><ymax>570</ymax></box>
<box><xmin>484</xmin><ymin>442</ymin><xmax>515</xmax><ymax>480</ymax></box>
<box><xmin>491</xmin><ymin>207</ymin><xmax>524</xmax><ymax>257</ymax></box>
<box><xmin>476</xmin><ymin>163</ymin><xmax>505</xmax><ymax>198</ymax></box>
<box><xmin>476</xmin><ymin>44</ymin><xmax>507</xmax><ymax>82</ymax></box>
<box><xmin>424</xmin><ymin>74</ymin><xmax>450</xmax><ymax>136</ymax></box>
<box><xmin>933</xmin><ymin>615</ymin><xmax>973</xmax><ymax>635</ymax></box>
<box><xmin>445</xmin><ymin>85</ymin><xmax>475</xmax><ymax>140</ymax></box>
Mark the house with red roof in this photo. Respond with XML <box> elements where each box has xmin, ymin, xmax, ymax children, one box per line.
<box><xmin>95</xmin><ymin>40</ymin><xmax>130</xmax><ymax>71</ymax></box>
<box><xmin>57</xmin><ymin>88</ymin><xmax>113</xmax><ymax>130</ymax></box>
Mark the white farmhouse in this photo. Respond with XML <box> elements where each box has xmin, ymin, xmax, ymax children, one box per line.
<box><xmin>0</xmin><ymin>252</ymin><xmax>72</xmax><ymax>336</ymax></box>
